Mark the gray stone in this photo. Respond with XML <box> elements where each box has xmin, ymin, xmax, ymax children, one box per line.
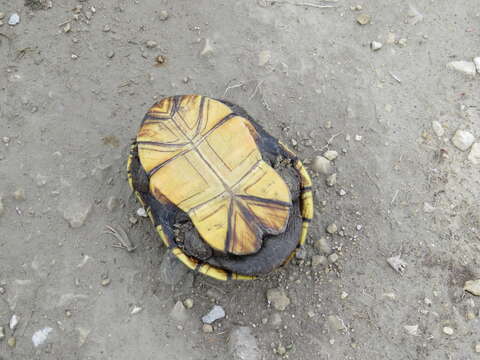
<box><xmin>464</xmin><ymin>279</ymin><xmax>480</xmax><ymax>296</ymax></box>
<box><xmin>61</xmin><ymin>201</ymin><xmax>92</xmax><ymax>228</ymax></box>
<box><xmin>159</xmin><ymin>251</ymin><xmax>189</xmax><ymax>285</ymax></box>
<box><xmin>311</xmin><ymin>255</ymin><xmax>327</xmax><ymax>267</ymax></box>
<box><xmin>328</xmin><ymin>314</ymin><xmax>346</xmax><ymax>331</ymax></box>
<box><xmin>105</xmin><ymin>196</ymin><xmax>120</xmax><ymax>212</ymax></box>
<box><xmin>326</xmin><ymin>173</ymin><xmax>337</xmax><ymax>187</ymax></box>
<box><xmin>328</xmin><ymin>253</ymin><xmax>339</xmax><ymax>263</ymax></box>
<box><xmin>13</xmin><ymin>188</ymin><xmax>25</xmax><ymax>201</ymax></box>
<box><xmin>387</xmin><ymin>255</ymin><xmax>407</xmax><ymax>274</ymax></box>
<box><xmin>228</xmin><ymin>327</ymin><xmax>260</xmax><ymax>360</ymax></box>
<box><xmin>447</xmin><ymin>61</ymin><xmax>476</xmax><ymax>76</ymax></box>
<box><xmin>468</xmin><ymin>143</ymin><xmax>480</xmax><ymax>164</ymax></box>
<box><xmin>311</xmin><ymin>156</ymin><xmax>331</xmax><ymax>175</ymax></box>
<box><xmin>326</xmin><ymin>223</ymin><xmax>337</xmax><ymax>234</ymax></box>
<box><xmin>170</xmin><ymin>301</ymin><xmax>188</xmax><ymax>322</ymax></box>
<box><xmin>202</xmin><ymin>305</ymin><xmax>225</xmax><ymax>324</ymax></box>
<box><xmin>266</xmin><ymin>288</ymin><xmax>290</xmax><ymax>311</ymax></box>
<box><xmin>323</xmin><ymin>150</ymin><xmax>338</xmax><ymax>161</ymax></box>
<box><xmin>295</xmin><ymin>247</ymin><xmax>306</xmax><ymax>260</ymax></box>
<box><xmin>159</xmin><ymin>10</ymin><xmax>169</xmax><ymax>21</ymax></box>
<box><xmin>314</xmin><ymin>237</ymin><xmax>331</xmax><ymax>254</ymax></box>
<box><xmin>423</xmin><ymin>202</ymin><xmax>435</xmax><ymax>213</ymax></box>
<box><xmin>202</xmin><ymin>324</ymin><xmax>213</xmax><ymax>333</ymax></box>
<box><xmin>146</xmin><ymin>40</ymin><xmax>157</xmax><ymax>48</ymax></box>
<box><xmin>270</xmin><ymin>313</ymin><xmax>282</xmax><ymax>328</ymax></box>
<box><xmin>452</xmin><ymin>130</ymin><xmax>475</xmax><ymax>151</ymax></box>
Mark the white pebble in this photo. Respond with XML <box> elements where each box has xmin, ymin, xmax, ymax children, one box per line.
<box><xmin>32</xmin><ymin>327</ymin><xmax>53</xmax><ymax>347</ymax></box>
<box><xmin>423</xmin><ymin>202</ymin><xmax>435</xmax><ymax>213</ymax></box>
<box><xmin>370</xmin><ymin>41</ymin><xmax>383</xmax><ymax>51</ymax></box>
<box><xmin>442</xmin><ymin>326</ymin><xmax>454</xmax><ymax>335</ymax></box>
<box><xmin>323</xmin><ymin>150</ymin><xmax>338</xmax><ymax>161</ymax></box>
<box><xmin>447</xmin><ymin>61</ymin><xmax>477</xmax><ymax>77</ymax></box>
<box><xmin>202</xmin><ymin>305</ymin><xmax>225</xmax><ymax>324</ymax></box>
<box><xmin>452</xmin><ymin>130</ymin><xmax>475</xmax><ymax>151</ymax></box>
<box><xmin>8</xmin><ymin>13</ymin><xmax>20</xmax><ymax>26</ymax></box>
<box><xmin>431</xmin><ymin>121</ymin><xmax>444</xmax><ymax>137</ymax></box>
<box><xmin>474</xmin><ymin>57</ymin><xmax>480</xmax><ymax>74</ymax></box>
<box><xmin>354</xmin><ymin>134</ymin><xmax>362</xmax><ymax>141</ymax></box>
<box><xmin>130</xmin><ymin>305</ymin><xmax>143</xmax><ymax>315</ymax></box>
<box><xmin>467</xmin><ymin>143</ymin><xmax>480</xmax><ymax>165</ymax></box>
<box><xmin>136</xmin><ymin>207</ymin><xmax>148</xmax><ymax>217</ymax></box>
<box><xmin>404</xmin><ymin>325</ymin><xmax>418</xmax><ymax>336</ymax></box>
<box><xmin>9</xmin><ymin>314</ymin><xmax>19</xmax><ymax>331</ymax></box>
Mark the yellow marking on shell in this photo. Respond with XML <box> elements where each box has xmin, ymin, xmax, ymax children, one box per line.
<box><xmin>301</xmin><ymin>191</ymin><xmax>314</xmax><ymax>220</ymax></box>
<box><xmin>295</xmin><ymin>161</ymin><xmax>313</xmax><ymax>188</ymax></box>
<box><xmin>198</xmin><ymin>264</ymin><xmax>228</xmax><ymax>281</ymax></box>
<box><xmin>232</xmin><ymin>273</ymin><xmax>256</xmax><ymax>280</ymax></box>
<box><xmin>156</xmin><ymin>225</ymin><xmax>170</xmax><ymax>247</ymax></box>
<box><xmin>300</xmin><ymin>221</ymin><xmax>309</xmax><ymax>245</ymax></box>
<box><xmin>171</xmin><ymin>248</ymin><xmax>198</xmax><ymax>270</ymax></box>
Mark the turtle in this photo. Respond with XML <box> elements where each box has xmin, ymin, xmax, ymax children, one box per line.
<box><xmin>127</xmin><ymin>95</ymin><xmax>313</xmax><ymax>280</ymax></box>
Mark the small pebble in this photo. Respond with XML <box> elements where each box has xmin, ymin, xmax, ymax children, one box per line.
<box><xmin>130</xmin><ymin>305</ymin><xmax>143</xmax><ymax>315</ymax></box>
<box><xmin>13</xmin><ymin>188</ymin><xmax>26</xmax><ymax>201</ymax></box>
<box><xmin>63</xmin><ymin>23</ymin><xmax>71</xmax><ymax>33</ymax></box>
<box><xmin>387</xmin><ymin>255</ymin><xmax>407</xmax><ymax>274</ymax></box>
<box><xmin>103</xmin><ymin>24</ymin><xmax>111</xmax><ymax>32</ymax></box>
<box><xmin>356</xmin><ymin>224</ymin><xmax>362</xmax><ymax>231</ymax></box>
<box><xmin>146</xmin><ymin>40</ymin><xmax>157</xmax><ymax>48</ymax></box>
<box><xmin>170</xmin><ymin>301</ymin><xmax>188</xmax><ymax>322</ymax></box>
<box><xmin>311</xmin><ymin>156</ymin><xmax>331</xmax><ymax>175</ymax></box>
<box><xmin>101</xmin><ymin>278</ymin><xmax>111</xmax><ymax>287</ymax></box>
<box><xmin>155</xmin><ymin>55</ymin><xmax>166</xmax><ymax>65</ymax></box>
<box><xmin>9</xmin><ymin>314</ymin><xmax>19</xmax><ymax>331</ymax></box>
<box><xmin>311</xmin><ymin>255</ymin><xmax>327</xmax><ymax>267</ymax></box>
<box><xmin>276</xmin><ymin>344</ymin><xmax>287</xmax><ymax>355</ymax></box>
<box><xmin>328</xmin><ymin>253</ymin><xmax>339</xmax><ymax>263</ymax></box>
<box><xmin>371</xmin><ymin>41</ymin><xmax>383</xmax><ymax>51</ymax></box>
<box><xmin>129</xmin><ymin>216</ymin><xmax>138</xmax><ymax>224</ymax></box>
<box><xmin>0</xmin><ymin>12</ymin><xmax>5</xmax><ymax>20</ymax></box>
<box><xmin>159</xmin><ymin>10</ymin><xmax>169</xmax><ymax>21</ymax></box>
<box><xmin>295</xmin><ymin>247</ymin><xmax>306</xmax><ymax>260</ymax></box>
<box><xmin>423</xmin><ymin>202</ymin><xmax>435</xmax><ymax>213</ymax></box>
<box><xmin>202</xmin><ymin>324</ymin><xmax>213</xmax><ymax>333</ymax></box>
<box><xmin>326</xmin><ymin>223</ymin><xmax>337</xmax><ymax>234</ymax></box>
<box><xmin>452</xmin><ymin>130</ymin><xmax>475</xmax><ymax>151</ymax></box>
<box><xmin>0</xmin><ymin>198</ymin><xmax>5</xmax><ymax>216</ymax></box>
<box><xmin>354</xmin><ymin>134</ymin><xmax>362</xmax><ymax>141</ymax></box>
<box><xmin>431</xmin><ymin>121</ymin><xmax>444</xmax><ymax>137</ymax></box>
<box><xmin>404</xmin><ymin>325</ymin><xmax>418</xmax><ymax>336</ymax></box>
<box><xmin>0</xmin><ymin>326</ymin><xmax>5</xmax><ymax>340</ymax></box>
<box><xmin>447</xmin><ymin>61</ymin><xmax>477</xmax><ymax>77</ymax></box>
<box><xmin>398</xmin><ymin>38</ymin><xmax>407</xmax><ymax>47</ymax></box>
<box><xmin>474</xmin><ymin>57</ymin><xmax>480</xmax><ymax>74</ymax></box>
<box><xmin>258</xmin><ymin>50</ymin><xmax>271</xmax><ymax>66</ymax></box>
<box><xmin>7</xmin><ymin>336</ymin><xmax>16</xmax><ymax>348</ymax></box>
<box><xmin>466</xmin><ymin>311</ymin><xmax>475</xmax><ymax>320</ymax></box>
<box><xmin>62</xmin><ymin>201</ymin><xmax>92</xmax><ymax>228</ymax></box>
<box><xmin>323</xmin><ymin>150</ymin><xmax>338</xmax><ymax>161</ymax></box>
<box><xmin>467</xmin><ymin>143</ymin><xmax>480</xmax><ymax>165</ymax></box>
<box><xmin>200</xmin><ymin>38</ymin><xmax>214</xmax><ymax>56</ymax></box>
<box><xmin>341</xmin><ymin>291</ymin><xmax>349</xmax><ymax>299</ymax></box>
<box><xmin>0</xmin><ymin>286</ymin><xmax>5</xmax><ymax>294</ymax></box>
<box><xmin>327</xmin><ymin>315</ymin><xmax>345</xmax><ymax>331</ymax></box>
<box><xmin>71</xmin><ymin>54</ymin><xmax>78</xmax><ymax>60</ymax></box>
<box><xmin>464</xmin><ymin>279</ymin><xmax>480</xmax><ymax>296</ymax></box>
<box><xmin>314</xmin><ymin>237</ymin><xmax>331</xmax><ymax>254</ymax></box>
<box><xmin>183</xmin><ymin>298</ymin><xmax>194</xmax><ymax>309</ymax></box>
<box><xmin>356</xmin><ymin>14</ymin><xmax>370</xmax><ymax>25</ymax></box>
<box><xmin>338</xmin><ymin>189</ymin><xmax>346</xmax><ymax>196</ymax></box>
<box><xmin>326</xmin><ymin>173</ymin><xmax>337</xmax><ymax>187</ymax></box>
<box><xmin>202</xmin><ymin>305</ymin><xmax>225</xmax><ymax>324</ymax></box>
<box><xmin>266</xmin><ymin>288</ymin><xmax>290</xmax><ymax>311</ymax></box>
<box><xmin>442</xmin><ymin>326</ymin><xmax>454</xmax><ymax>335</ymax></box>
<box><xmin>475</xmin><ymin>344</ymin><xmax>480</xmax><ymax>353</ymax></box>
<box><xmin>8</xmin><ymin>13</ymin><xmax>20</xmax><ymax>26</ymax></box>
<box><xmin>107</xmin><ymin>51</ymin><xmax>115</xmax><ymax>59</ymax></box>
<box><xmin>136</xmin><ymin>207</ymin><xmax>148</xmax><ymax>217</ymax></box>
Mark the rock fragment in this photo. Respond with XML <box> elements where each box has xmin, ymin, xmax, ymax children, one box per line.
<box><xmin>170</xmin><ymin>301</ymin><xmax>188</xmax><ymax>322</ymax></box>
<box><xmin>159</xmin><ymin>252</ymin><xmax>189</xmax><ymax>285</ymax></box>
<box><xmin>9</xmin><ymin>314</ymin><xmax>19</xmax><ymax>331</ymax></box>
<box><xmin>442</xmin><ymin>326</ymin><xmax>454</xmax><ymax>335</ymax></box>
<box><xmin>326</xmin><ymin>173</ymin><xmax>337</xmax><ymax>187</ymax></box>
<box><xmin>312</xmin><ymin>156</ymin><xmax>331</xmax><ymax>174</ymax></box>
<box><xmin>447</xmin><ymin>61</ymin><xmax>476</xmax><ymax>77</ymax></box>
<box><xmin>328</xmin><ymin>253</ymin><xmax>339</xmax><ymax>263</ymax></box>
<box><xmin>464</xmin><ymin>279</ymin><xmax>480</xmax><ymax>296</ymax></box>
<box><xmin>61</xmin><ymin>201</ymin><xmax>92</xmax><ymax>228</ymax></box>
<box><xmin>0</xmin><ymin>197</ymin><xmax>5</xmax><ymax>216</ymax></box>
<box><xmin>159</xmin><ymin>10</ymin><xmax>169</xmax><ymax>21</ymax></box>
<box><xmin>105</xmin><ymin>196</ymin><xmax>120</xmax><ymax>212</ymax></box>
<box><xmin>202</xmin><ymin>324</ymin><xmax>213</xmax><ymax>333</ymax></box>
<box><xmin>431</xmin><ymin>121</ymin><xmax>444</xmax><ymax>137</ymax></box>
<box><xmin>404</xmin><ymin>325</ymin><xmax>419</xmax><ymax>336</ymax></box>
<box><xmin>474</xmin><ymin>57</ymin><xmax>480</xmax><ymax>74</ymax></box>
<box><xmin>183</xmin><ymin>298</ymin><xmax>194</xmax><ymax>309</ymax></box>
<box><xmin>326</xmin><ymin>223</ymin><xmax>337</xmax><ymax>234</ymax></box>
<box><xmin>258</xmin><ymin>50</ymin><xmax>271</xmax><ymax>66</ymax></box>
<box><xmin>13</xmin><ymin>188</ymin><xmax>25</xmax><ymax>201</ymax></box>
<box><xmin>314</xmin><ymin>237</ymin><xmax>331</xmax><ymax>254</ymax></box>
<box><xmin>370</xmin><ymin>41</ymin><xmax>383</xmax><ymax>51</ymax></box>
<box><xmin>8</xmin><ymin>13</ymin><xmax>20</xmax><ymax>26</ymax></box>
<box><xmin>136</xmin><ymin>207</ymin><xmax>147</xmax><ymax>217</ymax></box>
<box><xmin>467</xmin><ymin>143</ymin><xmax>480</xmax><ymax>164</ymax></box>
<box><xmin>0</xmin><ymin>326</ymin><xmax>4</xmax><ymax>340</ymax></box>
<box><xmin>328</xmin><ymin>315</ymin><xmax>346</xmax><ymax>331</ymax></box>
<box><xmin>202</xmin><ymin>305</ymin><xmax>225</xmax><ymax>324</ymax></box>
<box><xmin>146</xmin><ymin>40</ymin><xmax>157</xmax><ymax>48</ymax></box>
<box><xmin>228</xmin><ymin>327</ymin><xmax>260</xmax><ymax>360</ymax></box>
<box><xmin>32</xmin><ymin>327</ymin><xmax>53</xmax><ymax>347</ymax></box>
<box><xmin>387</xmin><ymin>255</ymin><xmax>407</xmax><ymax>274</ymax></box>
<box><xmin>356</xmin><ymin>14</ymin><xmax>370</xmax><ymax>25</ymax></box>
<box><xmin>270</xmin><ymin>313</ymin><xmax>282</xmax><ymax>328</ymax></box>
<box><xmin>7</xmin><ymin>336</ymin><xmax>16</xmax><ymax>347</ymax></box>
<box><xmin>452</xmin><ymin>130</ymin><xmax>475</xmax><ymax>151</ymax></box>
<box><xmin>266</xmin><ymin>288</ymin><xmax>290</xmax><ymax>311</ymax></box>
<box><xmin>311</xmin><ymin>255</ymin><xmax>327</xmax><ymax>267</ymax></box>
<box><xmin>323</xmin><ymin>150</ymin><xmax>338</xmax><ymax>161</ymax></box>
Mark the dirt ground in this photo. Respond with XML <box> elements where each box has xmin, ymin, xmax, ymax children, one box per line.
<box><xmin>1</xmin><ymin>0</ymin><xmax>480</xmax><ymax>359</ymax></box>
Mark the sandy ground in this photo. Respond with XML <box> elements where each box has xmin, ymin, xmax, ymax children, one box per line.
<box><xmin>1</xmin><ymin>0</ymin><xmax>480</xmax><ymax>359</ymax></box>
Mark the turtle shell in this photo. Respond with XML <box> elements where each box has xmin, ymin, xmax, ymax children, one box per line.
<box><xmin>127</xmin><ymin>95</ymin><xmax>313</xmax><ymax>280</ymax></box>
